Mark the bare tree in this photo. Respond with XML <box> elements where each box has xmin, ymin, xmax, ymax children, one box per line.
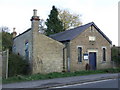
<box><xmin>39</xmin><ymin>19</ymin><xmax>46</xmax><ymax>34</ymax></box>
<box><xmin>0</xmin><ymin>26</ymin><xmax>10</xmax><ymax>32</ymax></box>
<box><xmin>58</xmin><ymin>9</ymin><xmax>82</xmax><ymax>30</ymax></box>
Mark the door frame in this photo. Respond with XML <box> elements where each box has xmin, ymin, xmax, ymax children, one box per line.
<box><xmin>88</xmin><ymin>49</ymin><xmax>98</xmax><ymax>70</ymax></box>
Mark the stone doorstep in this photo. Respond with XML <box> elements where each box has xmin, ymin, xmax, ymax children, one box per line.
<box><xmin>35</xmin><ymin>76</ymin><xmax>118</xmax><ymax>89</ymax></box>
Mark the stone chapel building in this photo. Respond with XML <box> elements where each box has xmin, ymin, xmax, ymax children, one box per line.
<box><xmin>13</xmin><ymin>9</ymin><xmax>112</xmax><ymax>74</ymax></box>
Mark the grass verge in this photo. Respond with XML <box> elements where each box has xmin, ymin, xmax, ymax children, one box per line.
<box><xmin>2</xmin><ymin>68</ymin><xmax>120</xmax><ymax>84</ymax></box>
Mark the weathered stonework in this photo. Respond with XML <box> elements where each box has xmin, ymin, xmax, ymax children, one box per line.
<box><xmin>70</xmin><ymin>26</ymin><xmax>112</xmax><ymax>71</ymax></box>
<box><xmin>32</xmin><ymin>29</ymin><xmax>64</xmax><ymax>74</ymax></box>
<box><xmin>13</xmin><ymin>10</ymin><xmax>64</xmax><ymax>74</ymax></box>
<box><xmin>13</xmin><ymin>10</ymin><xmax>112</xmax><ymax>74</ymax></box>
<box><xmin>13</xmin><ymin>29</ymin><xmax>32</xmax><ymax>61</ymax></box>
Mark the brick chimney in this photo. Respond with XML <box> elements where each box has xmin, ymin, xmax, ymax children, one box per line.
<box><xmin>30</xmin><ymin>9</ymin><xmax>40</xmax><ymax>73</ymax></box>
<box><xmin>31</xmin><ymin>9</ymin><xmax>40</xmax><ymax>32</ymax></box>
<box><xmin>13</xmin><ymin>27</ymin><xmax>17</xmax><ymax>38</ymax></box>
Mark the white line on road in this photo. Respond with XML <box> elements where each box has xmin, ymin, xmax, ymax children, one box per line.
<box><xmin>53</xmin><ymin>79</ymin><xmax>116</xmax><ymax>88</ymax></box>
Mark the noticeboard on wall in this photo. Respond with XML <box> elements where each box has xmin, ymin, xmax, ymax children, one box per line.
<box><xmin>83</xmin><ymin>53</ymin><xmax>88</xmax><ymax>60</ymax></box>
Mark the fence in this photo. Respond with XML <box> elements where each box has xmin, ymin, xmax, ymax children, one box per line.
<box><xmin>2</xmin><ymin>49</ymin><xmax>9</xmax><ymax>79</ymax></box>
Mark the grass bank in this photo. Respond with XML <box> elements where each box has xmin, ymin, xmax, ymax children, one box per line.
<box><xmin>3</xmin><ymin>68</ymin><xmax>120</xmax><ymax>84</ymax></box>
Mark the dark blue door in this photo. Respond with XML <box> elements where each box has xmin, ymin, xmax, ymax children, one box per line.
<box><xmin>89</xmin><ymin>52</ymin><xmax>96</xmax><ymax>70</ymax></box>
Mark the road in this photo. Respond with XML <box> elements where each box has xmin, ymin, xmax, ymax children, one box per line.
<box><xmin>52</xmin><ymin>79</ymin><xmax>120</xmax><ymax>89</ymax></box>
<box><xmin>2</xmin><ymin>73</ymin><xmax>119</xmax><ymax>89</ymax></box>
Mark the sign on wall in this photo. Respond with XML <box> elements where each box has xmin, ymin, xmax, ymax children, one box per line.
<box><xmin>89</xmin><ymin>36</ymin><xmax>96</xmax><ymax>41</ymax></box>
<box><xmin>83</xmin><ymin>53</ymin><xmax>88</xmax><ymax>60</ymax></box>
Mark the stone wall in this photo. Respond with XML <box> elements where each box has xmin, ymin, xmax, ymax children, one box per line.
<box><xmin>13</xmin><ymin>15</ymin><xmax>65</xmax><ymax>74</ymax></box>
<box><xmin>13</xmin><ymin>30</ymin><xmax>33</xmax><ymax>61</ymax></box>
<box><xmin>32</xmin><ymin>28</ymin><xmax>64</xmax><ymax>74</ymax></box>
<box><xmin>70</xmin><ymin>26</ymin><xmax>112</xmax><ymax>71</ymax></box>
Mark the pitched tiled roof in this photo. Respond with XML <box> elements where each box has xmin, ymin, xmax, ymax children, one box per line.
<box><xmin>49</xmin><ymin>22</ymin><xmax>112</xmax><ymax>44</ymax></box>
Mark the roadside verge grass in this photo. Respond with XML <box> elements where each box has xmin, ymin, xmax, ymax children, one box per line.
<box><xmin>2</xmin><ymin>68</ymin><xmax>120</xmax><ymax>84</ymax></box>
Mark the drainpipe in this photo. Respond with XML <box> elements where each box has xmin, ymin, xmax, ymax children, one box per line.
<box><xmin>62</xmin><ymin>41</ymin><xmax>71</xmax><ymax>72</ymax></box>
<box><xmin>67</xmin><ymin>42</ymin><xmax>71</xmax><ymax>72</ymax></box>
<box><xmin>63</xmin><ymin>45</ymin><xmax>67</xmax><ymax>72</ymax></box>
<box><xmin>63</xmin><ymin>41</ymin><xmax>71</xmax><ymax>72</ymax></box>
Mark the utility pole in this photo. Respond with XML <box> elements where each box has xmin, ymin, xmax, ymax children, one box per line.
<box><xmin>6</xmin><ymin>49</ymin><xmax>9</xmax><ymax>79</ymax></box>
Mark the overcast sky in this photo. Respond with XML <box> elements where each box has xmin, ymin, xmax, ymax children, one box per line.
<box><xmin>0</xmin><ymin>0</ymin><xmax>119</xmax><ymax>45</ymax></box>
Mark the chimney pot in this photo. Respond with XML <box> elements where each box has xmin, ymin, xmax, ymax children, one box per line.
<box><xmin>13</xmin><ymin>27</ymin><xmax>17</xmax><ymax>38</ymax></box>
<box><xmin>13</xmin><ymin>27</ymin><xmax>16</xmax><ymax>32</ymax></box>
<box><xmin>33</xmin><ymin>9</ymin><xmax>37</xmax><ymax>16</ymax></box>
<box><xmin>31</xmin><ymin>9</ymin><xmax>40</xmax><ymax>21</ymax></box>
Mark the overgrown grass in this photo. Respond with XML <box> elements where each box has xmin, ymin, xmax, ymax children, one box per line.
<box><xmin>3</xmin><ymin>68</ymin><xmax>120</xmax><ymax>84</ymax></box>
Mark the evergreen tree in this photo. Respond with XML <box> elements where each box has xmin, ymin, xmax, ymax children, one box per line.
<box><xmin>45</xmin><ymin>6</ymin><xmax>64</xmax><ymax>35</ymax></box>
<box><xmin>1</xmin><ymin>26</ymin><xmax>13</xmax><ymax>52</ymax></box>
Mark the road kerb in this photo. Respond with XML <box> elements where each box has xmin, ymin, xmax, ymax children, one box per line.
<box><xmin>35</xmin><ymin>76</ymin><xmax>118</xmax><ymax>89</ymax></box>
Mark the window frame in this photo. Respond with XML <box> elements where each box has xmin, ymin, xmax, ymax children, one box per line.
<box><xmin>25</xmin><ymin>41</ymin><xmax>29</xmax><ymax>60</ymax></box>
<box><xmin>77</xmin><ymin>46</ymin><xmax>82</xmax><ymax>63</ymax></box>
<box><xmin>102</xmin><ymin>47</ymin><xmax>106</xmax><ymax>62</ymax></box>
<box><xmin>13</xmin><ymin>45</ymin><xmax>16</xmax><ymax>53</ymax></box>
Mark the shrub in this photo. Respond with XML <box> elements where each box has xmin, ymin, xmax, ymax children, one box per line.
<box><xmin>8</xmin><ymin>53</ymin><xmax>30</xmax><ymax>77</ymax></box>
<box><xmin>111</xmin><ymin>47</ymin><xmax>120</xmax><ymax>65</ymax></box>
<box><xmin>103</xmin><ymin>68</ymin><xmax>120</xmax><ymax>73</ymax></box>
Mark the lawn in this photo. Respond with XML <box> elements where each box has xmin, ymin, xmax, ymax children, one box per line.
<box><xmin>2</xmin><ymin>68</ymin><xmax>120</xmax><ymax>84</ymax></box>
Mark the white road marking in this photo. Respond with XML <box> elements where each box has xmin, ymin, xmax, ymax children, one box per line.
<box><xmin>53</xmin><ymin>79</ymin><xmax>116</xmax><ymax>88</ymax></box>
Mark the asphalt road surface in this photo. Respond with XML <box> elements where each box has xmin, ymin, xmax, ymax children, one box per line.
<box><xmin>52</xmin><ymin>79</ymin><xmax>120</xmax><ymax>89</ymax></box>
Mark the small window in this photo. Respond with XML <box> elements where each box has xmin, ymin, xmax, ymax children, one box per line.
<box><xmin>25</xmin><ymin>42</ymin><xmax>29</xmax><ymax>59</ymax></box>
<box><xmin>103</xmin><ymin>48</ymin><xmax>106</xmax><ymax>61</ymax></box>
<box><xmin>78</xmin><ymin>47</ymin><xmax>82</xmax><ymax>62</ymax></box>
<box><xmin>13</xmin><ymin>45</ymin><xmax>16</xmax><ymax>53</ymax></box>
<box><xmin>25</xmin><ymin>42</ymin><xmax>29</xmax><ymax>50</ymax></box>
